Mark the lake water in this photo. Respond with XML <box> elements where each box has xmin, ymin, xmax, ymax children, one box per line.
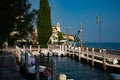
<box><xmin>52</xmin><ymin>57</ymin><xmax>110</xmax><ymax>80</ymax></box>
<box><xmin>75</xmin><ymin>42</ymin><xmax>120</xmax><ymax>50</ymax></box>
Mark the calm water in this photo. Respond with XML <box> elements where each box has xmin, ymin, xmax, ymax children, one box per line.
<box><xmin>75</xmin><ymin>42</ymin><xmax>120</xmax><ymax>50</ymax></box>
<box><xmin>52</xmin><ymin>57</ymin><xmax>110</xmax><ymax>80</ymax></box>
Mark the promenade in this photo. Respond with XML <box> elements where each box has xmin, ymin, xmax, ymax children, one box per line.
<box><xmin>0</xmin><ymin>49</ymin><xmax>22</xmax><ymax>80</ymax></box>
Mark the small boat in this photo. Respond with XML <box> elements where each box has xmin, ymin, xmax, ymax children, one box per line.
<box><xmin>28</xmin><ymin>65</ymin><xmax>52</xmax><ymax>80</ymax></box>
<box><xmin>110</xmin><ymin>73</ymin><xmax>120</xmax><ymax>80</ymax></box>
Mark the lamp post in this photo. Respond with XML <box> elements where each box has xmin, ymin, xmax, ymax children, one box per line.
<box><xmin>96</xmin><ymin>16</ymin><xmax>101</xmax><ymax>49</ymax></box>
<box><xmin>78</xmin><ymin>23</ymin><xmax>83</xmax><ymax>49</ymax></box>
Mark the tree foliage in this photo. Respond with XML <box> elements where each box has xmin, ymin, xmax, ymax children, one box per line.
<box><xmin>0</xmin><ymin>0</ymin><xmax>38</xmax><ymax>48</ymax></box>
<box><xmin>0</xmin><ymin>0</ymin><xmax>24</xmax><ymax>48</ymax></box>
<box><xmin>37</xmin><ymin>0</ymin><xmax>52</xmax><ymax>46</ymax></box>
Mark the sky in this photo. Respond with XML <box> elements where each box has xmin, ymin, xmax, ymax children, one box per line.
<box><xmin>29</xmin><ymin>0</ymin><xmax>120</xmax><ymax>42</ymax></box>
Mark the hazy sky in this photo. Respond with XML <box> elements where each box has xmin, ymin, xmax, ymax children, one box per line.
<box><xmin>29</xmin><ymin>0</ymin><xmax>120</xmax><ymax>42</ymax></box>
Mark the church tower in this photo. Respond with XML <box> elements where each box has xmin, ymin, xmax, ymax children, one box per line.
<box><xmin>56</xmin><ymin>22</ymin><xmax>61</xmax><ymax>32</ymax></box>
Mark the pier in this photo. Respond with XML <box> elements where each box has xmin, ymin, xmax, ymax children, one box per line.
<box><xmin>1</xmin><ymin>44</ymin><xmax>120</xmax><ymax>80</ymax></box>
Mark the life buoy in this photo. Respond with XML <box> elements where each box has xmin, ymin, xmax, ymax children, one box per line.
<box><xmin>43</xmin><ymin>68</ymin><xmax>52</xmax><ymax>77</ymax></box>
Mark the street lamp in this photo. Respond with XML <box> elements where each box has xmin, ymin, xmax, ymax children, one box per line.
<box><xmin>78</xmin><ymin>23</ymin><xmax>83</xmax><ymax>49</ymax></box>
<box><xmin>96</xmin><ymin>16</ymin><xmax>102</xmax><ymax>49</ymax></box>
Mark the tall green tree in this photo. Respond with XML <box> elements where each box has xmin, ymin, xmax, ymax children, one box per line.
<box><xmin>37</xmin><ymin>0</ymin><xmax>52</xmax><ymax>46</ymax></box>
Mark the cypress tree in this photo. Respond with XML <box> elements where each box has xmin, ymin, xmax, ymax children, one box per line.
<box><xmin>37</xmin><ymin>0</ymin><xmax>52</xmax><ymax>47</ymax></box>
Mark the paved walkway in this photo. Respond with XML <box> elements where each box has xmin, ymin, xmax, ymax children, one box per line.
<box><xmin>0</xmin><ymin>50</ymin><xmax>22</xmax><ymax>80</ymax></box>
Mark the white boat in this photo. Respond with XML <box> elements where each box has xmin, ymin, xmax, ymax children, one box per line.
<box><xmin>28</xmin><ymin>65</ymin><xmax>46</xmax><ymax>73</ymax></box>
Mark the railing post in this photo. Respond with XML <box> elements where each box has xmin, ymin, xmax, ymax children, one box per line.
<box><xmin>60</xmin><ymin>45</ymin><xmax>62</xmax><ymax>51</ymax></box>
<box><xmin>86</xmin><ymin>47</ymin><xmax>89</xmax><ymax>63</ymax></box>
<box><xmin>72</xmin><ymin>43</ymin><xmax>75</xmax><ymax>58</ymax></box>
<box><xmin>78</xmin><ymin>47</ymin><xmax>81</xmax><ymax>61</ymax></box>
<box><xmin>65</xmin><ymin>45</ymin><xmax>67</xmax><ymax>55</ymax></box>
<box><xmin>103</xmin><ymin>49</ymin><xmax>106</xmax><ymax>70</ymax></box>
<box><xmin>91</xmin><ymin>48</ymin><xmax>94</xmax><ymax>66</ymax></box>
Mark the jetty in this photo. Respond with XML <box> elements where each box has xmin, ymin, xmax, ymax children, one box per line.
<box><xmin>11</xmin><ymin>44</ymin><xmax>120</xmax><ymax>73</ymax></box>
<box><xmin>1</xmin><ymin>44</ymin><xmax>120</xmax><ymax>80</ymax></box>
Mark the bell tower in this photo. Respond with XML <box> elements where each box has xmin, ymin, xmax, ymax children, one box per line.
<box><xmin>56</xmin><ymin>22</ymin><xmax>61</xmax><ymax>32</ymax></box>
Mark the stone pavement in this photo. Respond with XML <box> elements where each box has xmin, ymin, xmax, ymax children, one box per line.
<box><xmin>0</xmin><ymin>50</ymin><xmax>22</xmax><ymax>80</ymax></box>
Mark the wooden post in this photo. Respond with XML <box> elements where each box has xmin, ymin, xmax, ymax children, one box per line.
<box><xmin>30</xmin><ymin>45</ymin><xmax>32</xmax><ymax>53</ymax></box>
<box><xmin>91</xmin><ymin>48</ymin><xmax>94</xmax><ymax>66</ymax></box>
<box><xmin>78</xmin><ymin>47</ymin><xmax>81</xmax><ymax>61</ymax></box>
<box><xmin>68</xmin><ymin>47</ymin><xmax>71</xmax><ymax>57</ymax></box>
<box><xmin>86</xmin><ymin>47</ymin><xmax>89</xmax><ymax>63</ymax></box>
<box><xmin>66</xmin><ymin>45</ymin><xmax>67</xmax><ymax>53</ymax></box>
<box><xmin>72</xmin><ymin>43</ymin><xmax>75</xmax><ymax>58</ymax></box>
<box><xmin>23</xmin><ymin>45</ymin><xmax>25</xmax><ymax>53</ymax></box>
<box><xmin>60</xmin><ymin>45</ymin><xmax>62</xmax><ymax>51</ymax></box>
<box><xmin>20</xmin><ymin>52</ymin><xmax>24</xmax><ymax>66</ymax></box>
<box><xmin>35</xmin><ymin>55</ymin><xmax>39</xmax><ymax>80</ymax></box>
<box><xmin>62</xmin><ymin>45</ymin><xmax>64</xmax><ymax>51</ymax></box>
<box><xmin>47</xmin><ymin>52</ymin><xmax>50</xmax><ymax>60</ymax></box>
<box><xmin>25</xmin><ymin>52</ymin><xmax>28</xmax><ymax>78</ymax></box>
<box><xmin>102</xmin><ymin>49</ymin><xmax>106</xmax><ymax>70</ymax></box>
<box><xmin>38</xmin><ymin>45</ymin><xmax>40</xmax><ymax>53</ymax></box>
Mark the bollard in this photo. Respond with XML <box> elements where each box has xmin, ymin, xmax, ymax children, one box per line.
<box><xmin>58</xmin><ymin>74</ymin><xmax>67</xmax><ymax>80</ymax></box>
<box><xmin>86</xmin><ymin>47</ymin><xmax>89</xmax><ymax>63</ymax></box>
<box><xmin>91</xmin><ymin>48</ymin><xmax>94</xmax><ymax>66</ymax></box>
<box><xmin>35</xmin><ymin>55</ymin><xmax>39</xmax><ymax>80</ymax></box>
<box><xmin>78</xmin><ymin>47</ymin><xmax>81</xmax><ymax>61</ymax></box>
<box><xmin>102</xmin><ymin>49</ymin><xmax>106</xmax><ymax>70</ymax></box>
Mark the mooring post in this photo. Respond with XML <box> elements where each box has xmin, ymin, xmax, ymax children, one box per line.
<box><xmin>35</xmin><ymin>55</ymin><xmax>39</xmax><ymax>80</ymax></box>
<box><xmin>25</xmin><ymin>52</ymin><xmax>28</xmax><ymax>78</ymax></box>
<box><xmin>91</xmin><ymin>48</ymin><xmax>94</xmax><ymax>66</ymax></box>
<box><xmin>68</xmin><ymin>47</ymin><xmax>71</xmax><ymax>57</ymax></box>
<box><xmin>38</xmin><ymin>45</ymin><xmax>40</xmax><ymax>53</ymax></box>
<box><xmin>20</xmin><ymin>52</ymin><xmax>24</xmax><ymax>66</ymax></box>
<box><xmin>30</xmin><ymin>45</ymin><xmax>32</xmax><ymax>53</ymax></box>
<box><xmin>60</xmin><ymin>45</ymin><xmax>62</xmax><ymax>51</ymax></box>
<box><xmin>86</xmin><ymin>47</ymin><xmax>89</xmax><ymax>63</ymax></box>
<box><xmin>23</xmin><ymin>45</ymin><xmax>25</xmax><ymax>53</ymax></box>
<box><xmin>72</xmin><ymin>43</ymin><xmax>75</xmax><ymax>58</ymax></box>
<box><xmin>62</xmin><ymin>45</ymin><xmax>64</xmax><ymax>51</ymax></box>
<box><xmin>103</xmin><ymin>49</ymin><xmax>106</xmax><ymax>70</ymax></box>
<box><xmin>65</xmin><ymin>45</ymin><xmax>67</xmax><ymax>55</ymax></box>
<box><xmin>78</xmin><ymin>47</ymin><xmax>81</xmax><ymax>61</ymax></box>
